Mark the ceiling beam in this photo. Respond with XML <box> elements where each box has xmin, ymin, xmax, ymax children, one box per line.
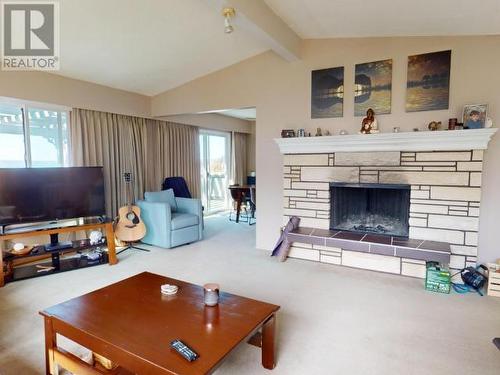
<box><xmin>209</xmin><ymin>0</ymin><xmax>302</xmax><ymax>61</ymax></box>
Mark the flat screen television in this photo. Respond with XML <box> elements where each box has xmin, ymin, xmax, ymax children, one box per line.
<box><xmin>0</xmin><ymin>167</ymin><xmax>106</xmax><ymax>227</ymax></box>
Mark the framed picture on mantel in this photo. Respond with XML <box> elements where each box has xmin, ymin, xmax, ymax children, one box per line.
<box><xmin>311</xmin><ymin>66</ymin><xmax>344</xmax><ymax>118</ymax></box>
<box><xmin>463</xmin><ymin>104</ymin><xmax>488</xmax><ymax>129</ymax></box>
<box><xmin>406</xmin><ymin>50</ymin><xmax>451</xmax><ymax>112</ymax></box>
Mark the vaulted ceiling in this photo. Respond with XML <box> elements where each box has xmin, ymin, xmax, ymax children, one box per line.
<box><xmin>264</xmin><ymin>0</ymin><xmax>500</xmax><ymax>38</ymax></box>
<box><xmin>52</xmin><ymin>0</ymin><xmax>500</xmax><ymax>96</ymax></box>
<box><xmin>57</xmin><ymin>0</ymin><xmax>269</xmax><ymax>95</ymax></box>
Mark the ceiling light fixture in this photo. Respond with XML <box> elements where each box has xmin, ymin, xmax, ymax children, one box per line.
<box><xmin>222</xmin><ymin>7</ymin><xmax>235</xmax><ymax>34</ymax></box>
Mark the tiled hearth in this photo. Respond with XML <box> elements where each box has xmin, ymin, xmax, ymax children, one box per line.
<box><xmin>287</xmin><ymin>227</ymin><xmax>451</xmax><ymax>263</ymax></box>
<box><xmin>282</xmin><ymin>150</ymin><xmax>484</xmax><ymax>279</ymax></box>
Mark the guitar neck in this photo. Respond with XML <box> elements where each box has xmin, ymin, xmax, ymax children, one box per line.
<box><xmin>124</xmin><ymin>173</ymin><xmax>134</xmax><ymax>212</ymax></box>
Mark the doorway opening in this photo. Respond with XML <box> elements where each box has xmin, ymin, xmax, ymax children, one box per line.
<box><xmin>199</xmin><ymin>130</ymin><xmax>231</xmax><ymax>214</ymax></box>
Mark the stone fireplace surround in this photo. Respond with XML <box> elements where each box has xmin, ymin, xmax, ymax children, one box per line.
<box><xmin>275</xmin><ymin>129</ymin><xmax>497</xmax><ymax>279</ymax></box>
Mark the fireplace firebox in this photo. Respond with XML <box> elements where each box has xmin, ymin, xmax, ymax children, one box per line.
<box><xmin>330</xmin><ymin>183</ymin><xmax>410</xmax><ymax>237</ymax></box>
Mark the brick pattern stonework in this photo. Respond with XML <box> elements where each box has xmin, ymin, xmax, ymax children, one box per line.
<box><xmin>283</xmin><ymin>151</ymin><xmax>483</xmax><ymax>279</ymax></box>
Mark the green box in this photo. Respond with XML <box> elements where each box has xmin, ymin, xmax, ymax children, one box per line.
<box><xmin>425</xmin><ymin>262</ymin><xmax>451</xmax><ymax>294</ymax></box>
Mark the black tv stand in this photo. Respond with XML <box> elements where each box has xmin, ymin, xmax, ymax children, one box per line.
<box><xmin>1</xmin><ymin>221</ymin><xmax>118</xmax><ymax>287</ymax></box>
<box><xmin>45</xmin><ymin>233</ymin><xmax>73</xmax><ymax>252</ymax></box>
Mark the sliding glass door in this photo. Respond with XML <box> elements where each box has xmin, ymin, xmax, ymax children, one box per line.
<box><xmin>199</xmin><ymin>130</ymin><xmax>231</xmax><ymax>214</ymax></box>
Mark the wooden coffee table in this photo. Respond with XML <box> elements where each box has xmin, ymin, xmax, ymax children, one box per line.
<box><xmin>40</xmin><ymin>272</ymin><xmax>280</xmax><ymax>374</ymax></box>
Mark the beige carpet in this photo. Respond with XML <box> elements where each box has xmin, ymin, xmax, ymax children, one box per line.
<box><xmin>1</xmin><ymin>214</ymin><xmax>500</xmax><ymax>375</ymax></box>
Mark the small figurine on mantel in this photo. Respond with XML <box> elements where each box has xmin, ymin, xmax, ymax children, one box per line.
<box><xmin>428</xmin><ymin>121</ymin><xmax>442</xmax><ymax>131</ymax></box>
<box><xmin>359</xmin><ymin>108</ymin><xmax>379</xmax><ymax>134</ymax></box>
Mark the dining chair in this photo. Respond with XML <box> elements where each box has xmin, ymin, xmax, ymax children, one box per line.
<box><xmin>229</xmin><ymin>185</ymin><xmax>248</xmax><ymax>223</ymax></box>
<box><xmin>248</xmin><ymin>186</ymin><xmax>256</xmax><ymax>226</ymax></box>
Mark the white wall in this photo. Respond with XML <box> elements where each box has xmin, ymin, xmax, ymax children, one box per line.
<box><xmin>247</xmin><ymin>121</ymin><xmax>256</xmax><ymax>173</ymax></box>
<box><xmin>151</xmin><ymin>36</ymin><xmax>500</xmax><ymax>263</ymax></box>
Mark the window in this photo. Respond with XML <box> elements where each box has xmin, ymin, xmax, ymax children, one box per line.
<box><xmin>0</xmin><ymin>100</ymin><xmax>69</xmax><ymax>168</ymax></box>
<box><xmin>0</xmin><ymin>103</ymin><xmax>24</xmax><ymax>168</ymax></box>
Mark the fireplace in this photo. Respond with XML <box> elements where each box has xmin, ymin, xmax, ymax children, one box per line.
<box><xmin>330</xmin><ymin>183</ymin><xmax>410</xmax><ymax>237</ymax></box>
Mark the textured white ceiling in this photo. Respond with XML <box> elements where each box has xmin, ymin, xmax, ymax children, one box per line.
<box><xmin>264</xmin><ymin>0</ymin><xmax>500</xmax><ymax>38</ymax></box>
<box><xmin>55</xmin><ymin>0</ymin><xmax>268</xmax><ymax>95</ymax></box>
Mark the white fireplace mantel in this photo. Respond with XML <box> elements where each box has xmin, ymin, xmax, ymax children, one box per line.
<box><xmin>274</xmin><ymin>128</ymin><xmax>498</xmax><ymax>154</ymax></box>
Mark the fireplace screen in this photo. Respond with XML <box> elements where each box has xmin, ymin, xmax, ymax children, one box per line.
<box><xmin>330</xmin><ymin>183</ymin><xmax>410</xmax><ymax>237</ymax></box>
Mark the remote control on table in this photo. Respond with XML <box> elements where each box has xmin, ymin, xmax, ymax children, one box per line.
<box><xmin>170</xmin><ymin>339</ymin><xmax>199</xmax><ymax>362</ymax></box>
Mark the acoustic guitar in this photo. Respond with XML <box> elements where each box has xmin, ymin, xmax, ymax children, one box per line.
<box><xmin>115</xmin><ymin>173</ymin><xmax>146</xmax><ymax>243</ymax></box>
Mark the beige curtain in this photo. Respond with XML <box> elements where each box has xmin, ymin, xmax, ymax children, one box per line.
<box><xmin>70</xmin><ymin>108</ymin><xmax>200</xmax><ymax>218</ymax></box>
<box><xmin>164</xmin><ymin>122</ymin><xmax>201</xmax><ymax>198</ymax></box>
<box><xmin>231</xmin><ymin>132</ymin><xmax>248</xmax><ymax>186</ymax></box>
<box><xmin>142</xmin><ymin>120</ymin><xmax>200</xmax><ymax>197</ymax></box>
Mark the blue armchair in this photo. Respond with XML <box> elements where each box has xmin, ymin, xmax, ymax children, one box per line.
<box><xmin>137</xmin><ymin>189</ymin><xmax>203</xmax><ymax>249</ymax></box>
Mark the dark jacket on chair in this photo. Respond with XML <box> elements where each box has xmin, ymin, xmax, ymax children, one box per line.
<box><xmin>162</xmin><ymin>177</ymin><xmax>192</xmax><ymax>198</ymax></box>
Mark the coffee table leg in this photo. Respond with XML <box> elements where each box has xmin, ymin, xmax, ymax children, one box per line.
<box><xmin>262</xmin><ymin>313</ymin><xmax>276</xmax><ymax>369</ymax></box>
<box><xmin>44</xmin><ymin>317</ymin><xmax>57</xmax><ymax>375</ymax></box>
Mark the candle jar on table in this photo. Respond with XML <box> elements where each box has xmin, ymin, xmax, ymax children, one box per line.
<box><xmin>203</xmin><ymin>283</ymin><xmax>220</xmax><ymax>306</ymax></box>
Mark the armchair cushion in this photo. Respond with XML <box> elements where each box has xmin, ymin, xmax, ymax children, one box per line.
<box><xmin>145</xmin><ymin>189</ymin><xmax>177</xmax><ymax>212</ymax></box>
<box><xmin>171</xmin><ymin>213</ymin><xmax>199</xmax><ymax>230</ymax></box>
